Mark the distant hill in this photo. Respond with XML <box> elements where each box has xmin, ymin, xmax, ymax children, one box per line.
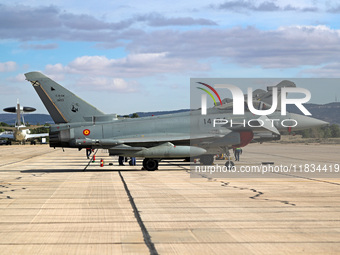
<box><xmin>132</xmin><ymin>109</ymin><xmax>189</xmax><ymax>118</ymax></box>
<box><xmin>1</xmin><ymin>103</ymin><xmax>339</xmax><ymax>125</ymax></box>
<box><xmin>287</xmin><ymin>102</ymin><xmax>340</xmax><ymax>125</ymax></box>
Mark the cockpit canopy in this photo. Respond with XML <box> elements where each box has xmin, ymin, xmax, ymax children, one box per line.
<box><xmin>215</xmin><ymin>99</ymin><xmax>271</xmax><ymax>112</ymax></box>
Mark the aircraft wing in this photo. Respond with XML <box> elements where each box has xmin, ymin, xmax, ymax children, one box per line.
<box><xmin>16</xmin><ymin>125</ymin><xmax>46</xmax><ymax>131</ymax></box>
<box><xmin>109</xmin><ymin>133</ymin><xmax>225</xmax><ymax>147</ymax></box>
<box><xmin>105</xmin><ymin>131</ymin><xmax>223</xmax><ymax>157</ymax></box>
<box><xmin>116</xmin><ymin>134</ymin><xmax>190</xmax><ymax>144</ymax></box>
<box><xmin>106</xmin><ymin>131</ymin><xmax>238</xmax><ymax>157</ymax></box>
<box><xmin>0</xmin><ymin>132</ymin><xmax>14</xmax><ymax>139</ymax></box>
<box><xmin>0</xmin><ymin>126</ymin><xmax>16</xmax><ymax>131</ymax></box>
<box><xmin>76</xmin><ymin>132</ymin><xmax>227</xmax><ymax>152</ymax></box>
<box><xmin>26</xmin><ymin>133</ymin><xmax>49</xmax><ymax>139</ymax></box>
<box><xmin>114</xmin><ymin>132</ymin><xmax>224</xmax><ymax>144</ymax></box>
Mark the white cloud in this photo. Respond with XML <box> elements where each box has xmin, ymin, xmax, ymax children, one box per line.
<box><xmin>44</xmin><ymin>64</ymin><xmax>66</xmax><ymax>81</ymax></box>
<box><xmin>0</xmin><ymin>61</ymin><xmax>17</xmax><ymax>72</ymax></box>
<box><xmin>38</xmin><ymin>24</ymin><xmax>340</xmax><ymax>82</ymax></box>
<box><xmin>122</xmin><ymin>25</ymin><xmax>340</xmax><ymax>69</ymax></box>
<box><xmin>136</xmin><ymin>13</ymin><xmax>217</xmax><ymax>26</ymax></box>
<box><xmin>39</xmin><ymin>52</ymin><xmax>209</xmax><ymax>93</ymax></box>
<box><xmin>48</xmin><ymin>53</ymin><xmax>209</xmax><ymax>78</ymax></box>
<box><xmin>301</xmin><ymin>62</ymin><xmax>340</xmax><ymax>77</ymax></box>
<box><xmin>76</xmin><ymin>76</ymin><xmax>139</xmax><ymax>93</ymax></box>
<box><xmin>6</xmin><ymin>73</ymin><xmax>25</xmax><ymax>82</ymax></box>
<box><xmin>0</xmin><ymin>4</ymin><xmax>216</xmax><ymax>42</ymax></box>
<box><xmin>20</xmin><ymin>43</ymin><xmax>58</xmax><ymax>50</ymax></box>
<box><xmin>213</xmin><ymin>0</ymin><xmax>320</xmax><ymax>12</ymax></box>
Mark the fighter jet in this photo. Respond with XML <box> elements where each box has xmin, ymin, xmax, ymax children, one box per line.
<box><xmin>24</xmin><ymin>72</ymin><xmax>328</xmax><ymax>170</ymax></box>
<box><xmin>0</xmin><ymin>100</ymin><xmax>49</xmax><ymax>144</ymax></box>
<box><xmin>217</xmin><ymin>80</ymin><xmax>298</xmax><ymax>144</ymax></box>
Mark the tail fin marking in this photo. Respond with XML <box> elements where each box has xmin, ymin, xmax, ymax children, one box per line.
<box><xmin>25</xmin><ymin>72</ymin><xmax>104</xmax><ymax>124</ymax></box>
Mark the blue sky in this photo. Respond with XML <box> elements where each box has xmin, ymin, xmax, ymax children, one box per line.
<box><xmin>1</xmin><ymin>0</ymin><xmax>340</xmax><ymax>114</ymax></box>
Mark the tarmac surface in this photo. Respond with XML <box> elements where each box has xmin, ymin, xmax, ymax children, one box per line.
<box><xmin>0</xmin><ymin>143</ymin><xmax>339</xmax><ymax>254</ymax></box>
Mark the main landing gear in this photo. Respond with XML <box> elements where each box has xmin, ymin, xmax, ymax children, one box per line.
<box><xmin>143</xmin><ymin>158</ymin><xmax>159</xmax><ymax>171</ymax></box>
<box><xmin>224</xmin><ymin>160</ymin><xmax>235</xmax><ymax>169</ymax></box>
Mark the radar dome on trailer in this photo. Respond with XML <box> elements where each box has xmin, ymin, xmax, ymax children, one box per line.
<box><xmin>3</xmin><ymin>106</ymin><xmax>36</xmax><ymax>113</ymax></box>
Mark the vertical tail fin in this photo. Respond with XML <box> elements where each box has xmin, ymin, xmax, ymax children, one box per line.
<box><xmin>24</xmin><ymin>72</ymin><xmax>104</xmax><ymax>124</ymax></box>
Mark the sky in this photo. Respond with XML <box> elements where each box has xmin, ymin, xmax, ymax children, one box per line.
<box><xmin>1</xmin><ymin>0</ymin><xmax>340</xmax><ymax>115</ymax></box>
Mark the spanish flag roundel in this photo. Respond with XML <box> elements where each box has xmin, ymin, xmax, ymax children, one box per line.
<box><xmin>83</xmin><ymin>129</ymin><xmax>90</xmax><ymax>136</ymax></box>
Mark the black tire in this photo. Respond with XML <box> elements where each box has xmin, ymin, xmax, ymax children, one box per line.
<box><xmin>200</xmin><ymin>155</ymin><xmax>214</xmax><ymax>165</ymax></box>
<box><xmin>143</xmin><ymin>158</ymin><xmax>158</xmax><ymax>171</ymax></box>
<box><xmin>225</xmin><ymin>161</ymin><xmax>235</xmax><ymax>170</ymax></box>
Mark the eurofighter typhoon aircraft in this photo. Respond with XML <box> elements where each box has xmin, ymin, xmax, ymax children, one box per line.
<box><xmin>24</xmin><ymin>72</ymin><xmax>327</xmax><ymax>170</ymax></box>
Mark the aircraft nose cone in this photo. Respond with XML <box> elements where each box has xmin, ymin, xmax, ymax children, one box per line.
<box><xmin>289</xmin><ymin>113</ymin><xmax>329</xmax><ymax>130</ymax></box>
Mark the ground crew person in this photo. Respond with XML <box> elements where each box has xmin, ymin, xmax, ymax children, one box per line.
<box><xmin>129</xmin><ymin>157</ymin><xmax>136</xmax><ymax>166</ymax></box>
<box><xmin>234</xmin><ymin>147</ymin><xmax>242</xmax><ymax>161</ymax></box>
<box><xmin>118</xmin><ymin>156</ymin><xmax>125</xmax><ymax>166</ymax></box>
<box><xmin>86</xmin><ymin>148</ymin><xmax>92</xmax><ymax>159</ymax></box>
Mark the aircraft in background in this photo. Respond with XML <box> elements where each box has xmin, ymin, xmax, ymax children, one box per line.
<box><xmin>24</xmin><ymin>72</ymin><xmax>327</xmax><ymax>170</ymax></box>
<box><xmin>0</xmin><ymin>100</ymin><xmax>49</xmax><ymax>144</ymax></box>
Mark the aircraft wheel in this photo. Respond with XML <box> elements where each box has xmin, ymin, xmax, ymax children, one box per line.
<box><xmin>225</xmin><ymin>161</ymin><xmax>235</xmax><ymax>170</ymax></box>
<box><xmin>200</xmin><ymin>155</ymin><xmax>214</xmax><ymax>165</ymax></box>
<box><xmin>143</xmin><ymin>158</ymin><xmax>158</xmax><ymax>171</ymax></box>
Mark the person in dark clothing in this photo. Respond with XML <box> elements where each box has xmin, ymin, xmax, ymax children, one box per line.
<box><xmin>86</xmin><ymin>148</ymin><xmax>92</xmax><ymax>159</ymax></box>
<box><xmin>129</xmin><ymin>157</ymin><xmax>136</xmax><ymax>166</ymax></box>
<box><xmin>118</xmin><ymin>156</ymin><xmax>125</xmax><ymax>166</ymax></box>
<box><xmin>234</xmin><ymin>147</ymin><xmax>242</xmax><ymax>161</ymax></box>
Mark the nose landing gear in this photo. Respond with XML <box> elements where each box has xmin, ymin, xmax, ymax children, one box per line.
<box><xmin>223</xmin><ymin>148</ymin><xmax>235</xmax><ymax>170</ymax></box>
